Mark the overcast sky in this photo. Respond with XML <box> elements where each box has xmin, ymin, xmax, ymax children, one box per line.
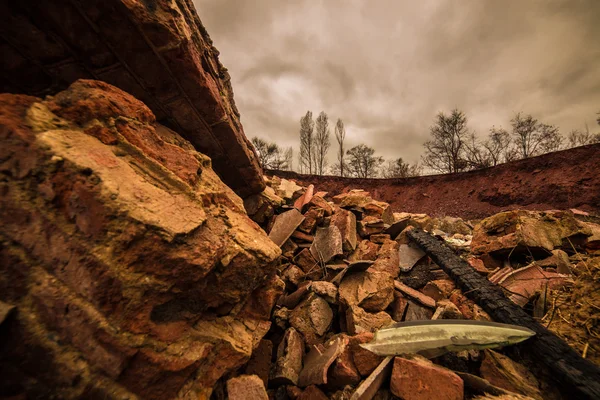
<box><xmin>195</xmin><ymin>0</ymin><xmax>600</xmax><ymax>167</ymax></box>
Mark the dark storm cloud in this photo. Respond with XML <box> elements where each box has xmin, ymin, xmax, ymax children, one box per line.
<box><xmin>195</xmin><ymin>0</ymin><xmax>600</xmax><ymax>167</ymax></box>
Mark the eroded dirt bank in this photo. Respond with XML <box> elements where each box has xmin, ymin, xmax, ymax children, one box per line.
<box><xmin>268</xmin><ymin>144</ymin><xmax>600</xmax><ymax>219</ymax></box>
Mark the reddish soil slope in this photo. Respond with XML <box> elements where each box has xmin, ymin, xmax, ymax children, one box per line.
<box><xmin>268</xmin><ymin>144</ymin><xmax>600</xmax><ymax>219</ymax></box>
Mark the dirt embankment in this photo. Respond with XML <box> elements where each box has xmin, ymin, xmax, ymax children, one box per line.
<box><xmin>268</xmin><ymin>144</ymin><xmax>600</xmax><ymax>219</ymax></box>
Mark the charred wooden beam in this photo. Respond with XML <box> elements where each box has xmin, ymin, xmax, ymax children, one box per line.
<box><xmin>407</xmin><ymin>227</ymin><xmax>600</xmax><ymax>400</ymax></box>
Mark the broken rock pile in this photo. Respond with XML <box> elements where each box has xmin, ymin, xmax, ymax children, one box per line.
<box><xmin>228</xmin><ymin>179</ymin><xmax>600</xmax><ymax>399</ymax></box>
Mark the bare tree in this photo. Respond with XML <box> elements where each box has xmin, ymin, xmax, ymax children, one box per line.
<box><xmin>382</xmin><ymin>158</ymin><xmax>422</xmax><ymax>178</ymax></box>
<box><xmin>483</xmin><ymin>126</ymin><xmax>515</xmax><ymax>166</ymax></box>
<box><xmin>299</xmin><ymin>111</ymin><xmax>315</xmax><ymax>174</ymax></box>
<box><xmin>251</xmin><ymin>137</ymin><xmax>293</xmax><ymax>170</ymax></box>
<box><xmin>463</xmin><ymin>133</ymin><xmax>492</xmax><ymax>170</ymax></box>
<box><xmin>346</xmin><ymin>144</ymin><xmax>384</xmax><ymax>178</ymax></box>
<box><xmin>314</xmin><ymin>111</ymin><xmax>331</xmax><ymax>175</ymax></box>
<box><xmin>422</xmin><ymin>109</ymin><xmax>469</xmax><ymax>173</ymax></box>
<box><xmin>566</xmin><ymin>126</ymin><xmax>600</xmax><ymax>148</ymax></box>
<box><xmin>334</xmin><ymin>118</ymin><xmax>347</xmax><ymax>177</ymax></box>
<box><xmin>510</xmin><ymin>113</ymin><xmax>563</xmax><ymax>158</ymax></box>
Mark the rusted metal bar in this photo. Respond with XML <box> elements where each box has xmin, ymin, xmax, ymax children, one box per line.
<box><xmin>407</xmin><ymin>227</ymin><xmax>600</xmax><ymax>400</ymax></box>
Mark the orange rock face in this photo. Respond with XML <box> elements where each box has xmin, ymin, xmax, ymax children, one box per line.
<box><xmin>1</xmin><ymin>0</ymin><xmax>264</xmax><ymax>197</ymax></box>
<box><xmin>0</xmin><ymin>80</ymin><xmax>280</xmax><ymax>399</ymax></box>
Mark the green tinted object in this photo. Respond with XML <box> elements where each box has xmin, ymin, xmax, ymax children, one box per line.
<box><xmin>360</xmin><ymin>320</ymin><xmax>536</xmax><ymax>358</ymax></box>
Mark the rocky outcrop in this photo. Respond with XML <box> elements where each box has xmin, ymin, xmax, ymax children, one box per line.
<box><xmin>0</xmin><ymin>0</ymin><xmax>264</xmax><ymax>197</ymax></box>
<box><xmin>0</xmin><ymin>80</ymin><xmax>280</xmax><ymax>399</ymax></box>
<box><xmin>267</xmin><ymin>142</ymin><xmax>600</xmax><ymax>219</ymax></box>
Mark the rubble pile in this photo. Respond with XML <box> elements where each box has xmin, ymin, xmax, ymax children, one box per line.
<box><xmin>231</xmin><ymin>176</ymin><xmax>600</xmax><ymax>400</ymax></box>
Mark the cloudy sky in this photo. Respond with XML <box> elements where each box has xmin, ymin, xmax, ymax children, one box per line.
<box><xmin>195</xmin><ymin>0</ymin><xmax>600</xmax><ymax>167</ymax></box>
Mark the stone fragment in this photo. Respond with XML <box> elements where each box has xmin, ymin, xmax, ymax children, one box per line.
<box><xmin>438</xmin><ymin>216</ymin><xmax>472</xmax><ymax>235</ymax></box>
<box><xmin>471</xmin><ymin>210</ymin><xmax>592</xmax><ymax>257</ymax></box>
<box><xmin>435</xmin><ymin>300</ymin><xmax>464</xmax><ymax>319</ymax></box>
<box><xmin>335</xmin><ymin>190</ymin><xmax>373</xmax><ymax>208</ymax></box>
<box><xmin>328</xmin><ymin>335</ymin><xmax>362</xmax><ymax>389</ymax></box>
<box><xmin>282</xmin><ymin>239</ymin><xmax>300</xmax><ymax>258</ymax></box>
<box><xmin>290</xmin><ymin>294</ymin><xmax>333</xmax><ymax>345</ymax></box>
<box><xmin>467</xmin><ymin>257</ymin><xmax>490</xmax><ymax>274</ymax></box>
<box><xmin>306</xmin><ymin>195</ymin><xmax>334</xmax><ymax>216</ymax></box>
<box><xmin>370</xmin><ymin>234</ymin><xmax>391</xmax><ymax>244</ymax></box>
<box><xmin>390</xmin><ymin>356</ymin><xmax>464</xmax><ymax>400</ymax></box>
<box><xmin>480</xmin><ymin>350</ymin><xmax>542</xmax><ymax>399</ymax></box>
<box><xmin>496</xmin><ymin>264</ymin><xmax>569</xmax><ymax>307</ymax></box>
<box><xmin>298</xmin><ymin>385</ymin><xmax>329</xmax><ymax>400</ymax></box>
<box><xmin>298</xmin><ymin>337</ymin><xmax>345</xmax><ymax>387</ymax></box>
<box><xmin>404</xmin><ymin>300</ymin><xmax>434</xmax><ymax>321</ymax></box>
<box><xmin>390</xmin><ymin>291</ymin><xmax>409</xmax><ymax>322</ymax></box>
<box><xmin>583</xmin><ymin>221</ymin><xmax>600</xmax><ymax>250</ymax></box>
<box><xmin>370</xmin><ymin>239</ymin><xmax>401</xmax><ymax>278</ymax></box>
<box><xmin>0</xmin><ymin>301</ymin><xmax>15</xmax><ymax>326</ymax></box>
<box><xmin>292</xmin><ymin>230</ymin><xmax>315</xmax><ymax>243</ymax></box>
<box><xmin>347</xmin><ymin>260</ymin><xmax>375</xmax><ymax>273</ymax></box>
<box><xmin>279</xmin><ymin>283</ymin><xmax>311</xmax><ymax>309</ymax></box>
<box><xmin>310</xmin><ymin>226</ymin><xmax>343</xmax><ymax>263</ymax></box>
<box><xmin>273</xmin><ymin>307</ymin><xmax>291</xmax><ymax>329</ymax></box>
<box><xmin>393</xmin><ymin>281</ymin><xmax>436</xmax><ymax>308</ymax></box>
<box><xmin>535</xmin><ymin>249</ymin><xmax>572</xmax><ymax>274</ymax></box>
<box><xmin>399</xmin><ymin>243</ymin><xmax>426</xmax><ymax>273</ymax></box>
<box><xmin>349</xmin><ymin>240</ymin><xmax>380</xmax><ymax>261</ymax></box>
<box><xmin>294</xmin><ymin>184</ymin><xmax>315</xmax><ymax>210</ymax></box>
<box><xmin>294</xmin><ymin>249</ymin><xmax>322</xmax><ymax>280</ymax></box>
<box><xmin>275</xmin><ymin>178</ymin><xmax>303</xmax><ymax>201</ymax></box>
<box><xmin>287</xmin><ymin>385</ymin><xmax>304</xmax><ymax>399</ymax></box>
<box><xmin>346</xmin><ymin>305</ymin><xmax>394</xmax><ymax>335</ymax></box>
<box><xmin>363</xmin><ymin>201</ymin><xmax>394</xmax><ymax>225</ymax></box>
<box><xmin>245</xmin><ymin>340</ymin><xmax>273</xmax><ymax>387</ymax></box>
<box><xmin>339</xmin><ymin>271</ymin><xmax>394</xmax><ymax>312</ymax></box>
<box><xmin>241</xmin><ymin>274</ymin><xmax>286</xmax><ymax>320</ymax></box>
<box><xmin>272</xmin><ymin>327</ymin><xmax>305</xmax><ymax>386</ymax></box>
<box><xmin>331</xmin><ymin>208</ymin><xmax>358</xmax><ymax>251</ymax></box>
<box><xmin>310</xmin><ymin>281</ymin><xmax>338</xmax><ymax>304</ymax></box>
<box><xmin>298</xmin><ymin>207</ymin><xmax>324</xmax><ymax>234</ymax></box>
<box><xmin>350</xmin><ymin>356</ymin><xmax>394</xmax><ymax>400</ymax></box>
<box><xmin>385</xmin><ymin>216</ymin><xmax>411</xmax><ymax>240</ymax></box>
<box><xmin>358</xmin><ymin>217</ymin><xmax>387</xmax><ymax>237</ymax></box>
<box><xmin>283</xmin><ymin>265</ymin><xmax>305</xmax><ymax>287</ymax></box>
<box><xmin>244</xmin><ymin>186</ymin><xmax>283</xmax><ymax>224</ymax></box>
<box><xmin>448</xmin><ymin>292</ymin><xmax>491</xmax><ymax>321</ymax></box>
<box><xmin>422</xmin><ymin>280</ymin><xmax>456</xmax><ymax>301</ymax></box>
<box><xmin>349</xmin><ymin>332</ymin><xmax>385</xmax><ymax>377</ymax></box>
<box><xmin>269</xmin><ymin>209</ymin><xmax>306</xmax><ymax>247</ymax></box>
<box><xmin>226</xmin><ymin>375</ymin><xmax>269</xmax><ymax>400</ymax></box>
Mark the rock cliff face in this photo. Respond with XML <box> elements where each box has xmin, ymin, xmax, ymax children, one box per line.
<box><xmin>0</xmin><ymin>0</ymin><xmax>264</xmax><ymax>197</ymax></box>
<box><xmin>0</xmin><ymin>80</ymin><xmax>280</xmax><ymax>399</ymax></box>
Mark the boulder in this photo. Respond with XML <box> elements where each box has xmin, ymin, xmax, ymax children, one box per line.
<box><xmin>2</xmin><ymin>0</ymin><xmax>265</xmax><ymax>196</ymax></box>
<box><xmin>471</xmin><ymin>210</ymin><xmax>592</xmax><ymax>258</ymax></box>
<box><xmin>0</xmin><ymin>82</ymin><xmax>280</xmax><ymax>399</ymax></box>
